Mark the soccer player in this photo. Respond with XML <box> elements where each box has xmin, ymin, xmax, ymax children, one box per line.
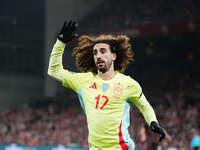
<box><xmin>48</xmin><ymin>21</ymin><xmax>165</xmax><ymax>150</ymax></box>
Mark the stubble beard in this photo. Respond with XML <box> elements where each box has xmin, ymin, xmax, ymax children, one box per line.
<box><xmin>97</xmin><ymin>60</ymin><xmax>112</xmax><ymax>73</ymax></box>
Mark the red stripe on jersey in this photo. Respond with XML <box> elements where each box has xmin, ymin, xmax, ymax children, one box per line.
<box><xmin>119</xmin><ymin>121</ymin><xmax>129</xmax><ymax>150</ymax></box>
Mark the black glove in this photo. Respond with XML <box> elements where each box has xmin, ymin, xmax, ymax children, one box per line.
<box><xmin>150</xmin><ymin>121</ymin><xmax>165</xmax><ymax>142</ymax></box>
<box><xmin>57</xmin><ymin>20</ymin><xmax>78</xmax><ymax>43</ymax></box>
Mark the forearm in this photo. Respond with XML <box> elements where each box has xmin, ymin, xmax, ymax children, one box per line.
<box><xmin>135</xmin><ymin>94</ymin><xmax>158</xmax><ymax>126</ymax></box>
<box><xmin>48</xmin><ymin>39</ymin><xmax>66</xmax><ymax>82</ymax></box>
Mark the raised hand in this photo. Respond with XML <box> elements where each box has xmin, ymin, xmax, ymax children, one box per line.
<box><xmin>57</xmin><ymin>20</ymin><xmax>78</xmax><ymax>43</ymax></box>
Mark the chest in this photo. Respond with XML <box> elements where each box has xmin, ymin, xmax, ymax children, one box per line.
<box><xmin>80</xmin><ymin>81</ymin><xmax>129</xmax><ymax>111</ymax></box>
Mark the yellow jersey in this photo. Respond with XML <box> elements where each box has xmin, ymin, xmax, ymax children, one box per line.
<box><xmin>48</xmin><ymin>40</ymin><xmax>158</xmax><ymax>150</ymax></box>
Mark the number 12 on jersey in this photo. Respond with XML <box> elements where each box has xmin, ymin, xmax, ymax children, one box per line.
<box><xmin>95</xmin><ymin>94</ymin><xmax>109</xmax><ymax>110</ymax></box>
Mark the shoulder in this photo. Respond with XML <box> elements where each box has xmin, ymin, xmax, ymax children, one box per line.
<box><xmin>78</xmin><ymin>71</ymin><xmax>93</xmax><ymax>76</ymax></box>
<box><xmin>116</xmin><ymin>72</ymin><xmax>131</xmax><ymax>81</ymax></box>
<box><xmin>71</xmin><ymin>71</ymin><xmax>92</xmax><ymax>76</ymax></box>
<box><xmin>73</xmin><ymin>71</ymin><xmax>94</xmax><ymax>79</ymax></box>
<box><xmin>121</xmin><ymin>74</ymin><xmax>143</xmax><ymax>97</ymax></box>
<box><xmin>117</xmin><ymin>73</ymin><xmax>140</xmax><ymax>86</ymax></box>
<box><xmin>119</xmin><ymin>74</ymin><xmax>142</xmax><ymax>92</ymax></box>
<box><xmin>65</xmin><ymin>71</ymin><xmax>94</xmax><ymax>83</ymax></box>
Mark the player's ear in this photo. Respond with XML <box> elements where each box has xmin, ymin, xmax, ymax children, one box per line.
<box><xmin>112</xmin><ymin>53</ymin><xmax>116</xmax><ymax>61</ymax></box>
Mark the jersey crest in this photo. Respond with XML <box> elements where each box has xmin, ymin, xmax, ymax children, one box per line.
<box><xmin>113</xmin><ymin>82</ymin><xmax>123</xmax><ymax>98</ymax></box>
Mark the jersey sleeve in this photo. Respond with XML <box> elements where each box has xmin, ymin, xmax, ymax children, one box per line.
<box><xmin>127</xmin><ymin>77</ymin><xmax>158</xmax><ymax>125</ymax></box>
<box><xmin>48</xmin><ymin>39</ymin><xmax>90</xmax><ymax>92</ymax></box>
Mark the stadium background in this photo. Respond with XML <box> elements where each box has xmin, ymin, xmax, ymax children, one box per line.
<box><xmin>0</xmin><ymin>0</ymin><xmax>199</xmax><ymax>150</ymax></box>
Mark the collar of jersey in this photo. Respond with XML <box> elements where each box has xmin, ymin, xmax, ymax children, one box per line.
<box><xmin>95</xmin><ymin>71</ymin><xmax>119</xmax><ymax>82</ymax></box>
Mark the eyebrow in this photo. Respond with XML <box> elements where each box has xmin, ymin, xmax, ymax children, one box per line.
<box><xmin>93</xmin><ymin>48</ymin><xmax>107</xmax><ymax>51</ymax></box>
<box><xmin>100</xmin><ymin>48</ymin><xmax>106</xmax><ymax>50</ymax></box>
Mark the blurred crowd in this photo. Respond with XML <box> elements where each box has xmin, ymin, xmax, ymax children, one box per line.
<box><xmin>0</xmin><ymin>69</ymin><xmax>199</xmax><ymax>150</ymax></box>
<box><xmin>80</xmin><ymin>0</ymin><xmax>200</xmax><ymax>31</ymax></box>
<box><xmin>130</xmin><ymin>69</ymin><xmax>200</xmax><ymax>150</ymax></box>
<box><xmin>0</xmin><ymin>99</ymin><xmax>88</xmax><ymax>147</ymax></box>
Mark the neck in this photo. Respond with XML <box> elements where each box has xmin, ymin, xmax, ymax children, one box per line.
<box><xmin>97</xmin><ymin>65</ymin><xmax>115</xmax><ymax>80</ymax></box>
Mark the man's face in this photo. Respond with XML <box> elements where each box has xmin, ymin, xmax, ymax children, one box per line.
<box><xmin>93</xmin><ymin>43</ymin><xmax>116</xmax><ymax>73</ymax></box>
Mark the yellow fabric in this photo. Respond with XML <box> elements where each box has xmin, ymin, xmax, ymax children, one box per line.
<box><xmin>48</xmin><ymin>39</ymin><xmax>158</xmax><ymax>150</ymax></box>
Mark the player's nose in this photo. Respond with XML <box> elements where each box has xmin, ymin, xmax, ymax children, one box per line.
<box><xmin>96</xmin><ymin>52</ymin><xmax>103</xmax><ymax>59</ymax></box>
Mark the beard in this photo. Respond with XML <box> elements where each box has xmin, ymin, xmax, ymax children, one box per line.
<box><xmin>96</xmin><ymin>59</ymin><xmax>112</xmax><ymax>73</ymax></box>
<box><xmin>98</xmin><ymin>67</ymin><xmax>107</xmax><ymax>73</ymax></box>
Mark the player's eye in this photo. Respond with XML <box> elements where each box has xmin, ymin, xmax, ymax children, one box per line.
<box><xmin>93</xmin><ymin>49</ymin><xmax>97</xmax><ymax>55</ymax></box>
<box><xmin>100</xmin><ymin>48</ymin><xmax>106</xmax><ymax>54</ymax></box>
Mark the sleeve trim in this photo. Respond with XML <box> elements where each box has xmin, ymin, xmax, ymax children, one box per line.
<box><xmin>138</xmin><ymin>92</ymin><xmax>143</xmax><ymax>99</ymax></box>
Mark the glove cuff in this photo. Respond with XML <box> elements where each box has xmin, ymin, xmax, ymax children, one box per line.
<box><xmin>55</xmin><ymin>39</ymin><xmax>66</xmax><ymax>48</ymax></box>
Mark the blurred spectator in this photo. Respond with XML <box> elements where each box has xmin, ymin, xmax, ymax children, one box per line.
<box><xmin>191</xmin><ymin>129</ymin><xmax>200</xmax><ymax>150</ymax></box>
<box><xmin>80</xmin><ymin>0</ymin><xmax>200</xmax><ymax>31</ymax></box>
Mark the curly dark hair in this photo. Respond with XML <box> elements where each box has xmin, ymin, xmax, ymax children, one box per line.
<box><xmin>72</xmin><ymin>34</ymin><xmax>134</xmax><ymax>74</ymax></box>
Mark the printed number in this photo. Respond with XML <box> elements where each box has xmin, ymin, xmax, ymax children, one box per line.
<box><xmin>95</xmin><ymin>94</ymin><xmax>109</xmax><ymax>110</ymax></box>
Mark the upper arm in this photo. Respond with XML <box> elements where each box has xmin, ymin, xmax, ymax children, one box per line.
<box><xmin>49</xmin><ymin>69</ymin><xmax>90</xmax><ymax>93</ymax></box>
<box><xmin>126</xmin><ymin>77</ymin><xmax>143</xmax><ymax>103</ymax></box>
<box><xmin>61</xmin><ymin>70</ymin><xmax>85</xmax><ymax>92</ymax></box>
<box><xmin>126</xmin><ymin>77</ymin><xmax>157</xmax><ymax>125</ymax></box>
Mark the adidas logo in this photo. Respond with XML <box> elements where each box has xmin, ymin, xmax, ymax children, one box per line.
<box><xmin>89</xmin><ymin>82</ymin><xmax>97</xmax><ymax>89</ymax></box>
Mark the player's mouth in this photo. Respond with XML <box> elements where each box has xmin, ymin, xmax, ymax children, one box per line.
<box><xmin>97</xmin><ymin>60</ymin><xmax>105</xmax><ymax>66</ymax></box>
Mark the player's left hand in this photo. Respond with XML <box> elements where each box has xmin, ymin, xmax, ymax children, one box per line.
<box><xmin>57</xmin><ymin>20</ymin><xmax>78</xmax><ymax>43</ymax></box>
<box><xmin>150</xmin><ymin>121</ymin><xmax>165</xmax><ymax>142</ymax></box>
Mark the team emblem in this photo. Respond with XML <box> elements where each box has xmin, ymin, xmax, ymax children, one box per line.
<box><xmin>113</xmin><ymin>82</ymin><xmax>123</xmax><ymax>98</ymax></box>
